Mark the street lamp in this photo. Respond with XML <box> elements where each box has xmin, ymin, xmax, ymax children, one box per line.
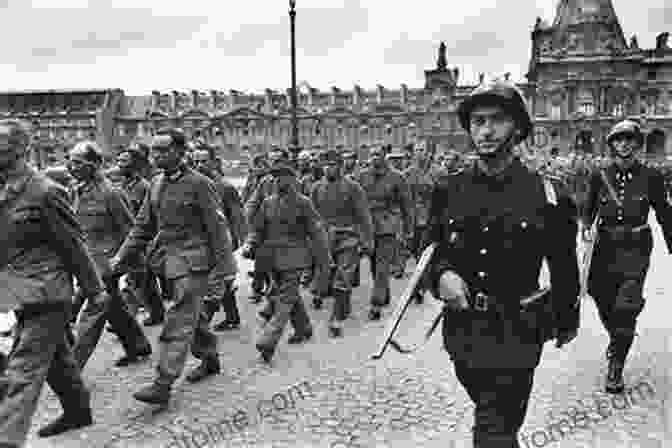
<box><xmin>289</xmin><ymin>0</ymin><xmax>299</xmax><ymax>157</ymax></box>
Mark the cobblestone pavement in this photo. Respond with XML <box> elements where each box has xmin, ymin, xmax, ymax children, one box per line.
<box><xmin>4</xmin><ymin>212</ymin><xmax>670</xmax><ymax>448</ymax></box>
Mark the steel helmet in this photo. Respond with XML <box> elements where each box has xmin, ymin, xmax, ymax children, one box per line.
<box><xmin>457</xmin><ymin>79</ymin><xmax>533</xmax><ymax>144</ymax></box>
<box><xmin>297</xmin><ymin>150</ymin><xmax>312</xmax><ymax>161</ymax></box>
<box><xmin>68</xmin><ymin>140</ymin><xmax>103</xmax><ymax>166</ymax></box>
<box><xmin>606</xmin><ymin>119</ymin><xmax>644</xmax><ymax>148</ymax></box>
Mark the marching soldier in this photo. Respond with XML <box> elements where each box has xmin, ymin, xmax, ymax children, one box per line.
<box><xmin>111</xmin><ymin>128</ymin><xmax>237</xmax><ymax>404</ymax></box>
<box><xmin>241</xmin><ymin>150</ymin><xmax>329</xmax><ymax>362</ymax></box>
<box><xmin>403</xmin><ymin>140</ymin><xmax>437</xmax><ymax>303</ymax></box>
<box><xmin>0</xmin><ymin>120</ymin><xmax>105</xmax><ymax>443</ymax></box>
<box><xmin>192</xmin><ymin>145</ymin><xmax>246</xmax><ymax>331</ymax></box>
<box><xmin>583</xmin><ymin>119</ymin><xmax>672</xmax><ymax>393</ymax></box>
<box><xmin>311</xmin><ymin>149</ymin><xmax>374</xmax><ymax>337</ymax></box>
<box><xmin>386</xmin><ymin>148</ymin><xmax>411</xmax><ymax>279</ymax></box>
<box><xmin>296</xmin><ymin>150</ymin><xmax>313</xmax><ymax>191</ymax></box>
<box><xmin>355</xmin><ymin>144</ymin><xmax>413</xmax><ymax>320</ymax></box>
<box><xmin>116</xmin><ymin>142</ymin><xmax>166</xmax><ymax>326</ymax></box>
<box><xmin>67</xmin><ymin>141</ymin><xmax>153</xmax><ymax>369</ymax></box>
<box><xmin>428</xmin><ymin>80</ymin><xmax>580</xmax><ymax>447</ymax></box>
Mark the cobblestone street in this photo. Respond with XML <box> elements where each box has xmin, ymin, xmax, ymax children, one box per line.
<box><xmin>6</xmin><ymin>213</ymin><xmax>670</xmax><ymax>448</ymax></box>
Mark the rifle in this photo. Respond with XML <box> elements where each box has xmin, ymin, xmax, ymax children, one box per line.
<box><xmin>371</xmin><ymin>242</ymin><xmax>437</xmax><ymax>360</ymax></box>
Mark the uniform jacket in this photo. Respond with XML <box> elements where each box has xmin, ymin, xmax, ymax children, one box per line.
<box><xmin>211</xmin><ymin>172</ymin><xmax>247</xmax><ymax>249</ymax></box>
<box><xmin>120</xmin><ymin>174</ymin><xmax>150</xmax><ymax>216</ymax></box>
<box><xmin>244</xmin><ymin>174</ymin><xmax>275</xmax><ymax>223</ymax></box>
<box><xmin>311</xmin><ymin>176</ymin><xmax>374</xmax><ymax>250</ymax></box>
<box><xmin>246</xmin><ymin>189</ymin><xmax>329</xmax><ymax>273</ymax></box>
<box><xmin>0</xmin><ymin>163</ymin><xmax>103</xmax><ymax>311</ymax></box>
<box><xmin>298</xmin><ymin>171</ymin><xmax>321</xmax><ymax>197</ymax></box>
<box><xmin>115</xmin><ymin>165</ymin><xmax>237</xmax><ymax>297</ymax></box>
<box><xmin>403</xmin><ymin>163</ymin><xmax>436</xmax><ymax>227</ymax></box>
<box><xmin>428</xmin><ymin>157</ymin><xmax>580</xmax><ymax>368</ymax></box>
<box><xmin>71</xmin><ymin>176</ymin><xmax>134</xmax><ymax>276</ymax></box>
<box><xmin>355</xmin><ymin>165</ymin><xmax>413</xmax><ymax>236</ymax></box>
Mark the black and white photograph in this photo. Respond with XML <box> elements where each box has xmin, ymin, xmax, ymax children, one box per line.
<box><xmin>0</xmin><ymin>0</ymin><xmax>670</xmax><ymax>447</ymax></box>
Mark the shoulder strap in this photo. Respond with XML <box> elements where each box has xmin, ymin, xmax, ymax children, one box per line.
<box><xmin>543</xmin><ymin>177</ymin><xmax>558</xmax><ymax>206</ymax></box>
<box><xmin>598</xmin><ymin>169</ymin><xmax>623</xmax><ymax>208</ymax></box>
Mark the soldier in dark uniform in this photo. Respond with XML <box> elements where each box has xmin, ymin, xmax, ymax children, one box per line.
<box><xmin>192</xmin><ymin>145</ymin><xmax>246</xmax><ymax>332</ymax></box>
<box><xmin>0</xmin><ymin>120</ymin><xmax>105</xmax><ymax>443</ymax></box>
<box><xmin>311</xmin><ymin>149</ymin><xmax>373</xmax><ymax>337</ymax></box>
<box><xmin>583</xmin><ymin>119</ymin><xmax>672</xmax><ymax>394</ymax></box>
<box><xmin>67</xmin><ymin>141</ymin><xmax>153</xmax><ymax>369</ymax></box>
<box><xmin>117</xmin><ymin>142</ymin><xmax>166</xmax><ymax>326</ymax></box>
<box><xmin>111</xmin><ymin>128</ymin><xmax>237</xmax><ymax>404</ymax></box>
<box><xmin>428</xmin><ymin>81</ymin><xmax>580</xmax><ymax>447</ymax></box>
<box><xmin>241</xmin><ymin>153</ymin><xmax>329</xmax><ymax>362</ymax></box>
<box><xmin>386</xmin><ymin>148</ymin><xmax>411</xmax><ymax>279</ymax></box>
<box><xmin>342</xmin><ymin>149</ymin><xmax>362</xmax><ymax>287</ymax></box>
<box><xmin>355</xmin><ymin>144</ymin><xmax>413</xmax><ymax>320</ymax></box>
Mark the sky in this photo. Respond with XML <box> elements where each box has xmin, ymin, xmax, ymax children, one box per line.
<box><xmin>0</xmin><ymin>0</ymin><xmax>670</xmax><ymax>96</ymax></box>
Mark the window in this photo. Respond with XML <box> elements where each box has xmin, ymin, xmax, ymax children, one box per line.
<box><xmin>550</xmin><ymin>105</ymin><xmax>561</xmax><ymax>120</ymax></box>
<box><xmin>612</xmin><ymin>103</ymin><xmax>625</xmax><ymax>117</ymax></box>
<box><xmin>579</xmin><ymin>102</ymin><xmax>595</xmax><ymax>116</ymax></box>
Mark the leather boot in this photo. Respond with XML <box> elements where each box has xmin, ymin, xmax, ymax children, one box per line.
<box><xmin>133</xmin><ymin>382</ymin><xmax>171</xmax><ymax>405</ymax></box>
<box><xmin>186</xmin><ymin>356</ymin><xmax>220</xmax><ymax>383</ymax></box>
<box><xmin>38</xmin><ymin>389</ymin><xmax>93</xmax><ymax>437</ymax></box>
<box><xmin>605</xmin><ymin>358</ymin><xmax>625</xmax><ymax>394</ymax></box>
<box><xmin>287</xmin><ymin>330</ymin><xmax>313</xmax><ymax>344</ymax></box>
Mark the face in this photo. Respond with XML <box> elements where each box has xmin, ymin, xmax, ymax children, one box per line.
<box><xmin>191</xmin><ymin>150</ymin><xmax>213</xmax><ymax>175</ymax></box>
<box><xmin>150</xmin><ymin>137</ymin><xmax>182</xmax><ymax>170</ymax></box>
<box><xmin>67</xmin><ymin>155</ymin><xmax>95</xmax><ymax>181</ymax></box>
<box><xmin>414</xmin><ymin>143</ymin><xmax>431</xmax><ymax>163</ymax></box>
<box><xmin>369</xmin><ymin>148</ymin><xmax>386</xmax><ymax>169</ymax></box>
<box><xmin>323</xmin><ymin>162</ymin><xmax>340</xmax><ymax>180</ymax></box>
<box><xmin>469</xmin><ymin>105</ymin><xmax>517</xmax><ymax>157</ymax></box>
<box><xmin>611</xmin><ymin>133</ymin><xmax>640</xmax><ymax>159</ymax></box>
<box><xmin>116</xmin><ymin>151</ymin><xmax>134</xmax><ymax>174</ymax></box>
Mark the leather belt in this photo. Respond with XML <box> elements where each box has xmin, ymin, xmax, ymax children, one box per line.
<box><xmin>600</xmin><ymin>224</ymin><xmax>650</xmax><ymax>234</ymax></box>
<box><xmin>469</xmin><ymin>288</ymin><xmax>550</xmax><ymax>313</ymax></box>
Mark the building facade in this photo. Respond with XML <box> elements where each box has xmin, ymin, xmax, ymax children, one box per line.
<box><xmin>1</xmin><ymin>0</ymin><xmax>670</xmax><ymax>162</ymax></box>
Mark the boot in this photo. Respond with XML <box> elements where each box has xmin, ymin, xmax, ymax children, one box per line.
<box><xmin>605</xmin><ymin>358</ymin><xmax>625</xmax><ymax>394</ymax></box>
<box><xmin>186</xmin><ymin>356</ymin><xmax>220</xmax><ymax>383</ymax></box>
<box><xmin>287</xmin><ymin>330</ymin><xmax>313</xmax><ymax>344</ymax></box>
<box><xmin>312</xmin><ymin>296</ymin><xmax>323</xmax><ymax>310</ymax></box>
<box><xmin>143</xmin><ymin>314</ymin><xmax>164</xmax><ymax>326</ymax></box>
<box><xmin>368</xmin><ymin>308</ymin><xmax>381</xmax><ymax>321</ymax></box>
<box><xmin>133</xmin><ymin>382</ymin><xmax>171</xmax><ymax>405</ymax></box>
<box><xmin>328</xmin><ymin>326</ymin><xmax>343</xmax><ymax>338</ymax></box>
<box><xmin>256</xmin><ymin>343</ymin><xmax>274</xmax><ymax>364</ymax></box>
<box><xmin>37</xmin><ymin>409</ymin><xmax>93</xmax><ymax>438</ymax></box>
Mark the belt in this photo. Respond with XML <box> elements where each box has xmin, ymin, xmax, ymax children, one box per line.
<box><xmin>470</xmin><ymin>288</ymin><xmax>550</xmax><ymax>313</ymax></box>
<box><xmin>600</xmin><ymin>224</ymin><xmax>650</xmax><ymax>235</ymax></box>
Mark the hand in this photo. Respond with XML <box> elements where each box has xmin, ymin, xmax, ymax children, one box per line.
<box><xmin>555</xmin><ymin>327</ymin><xmax>578</xmax><ymax>348</ymax></box>
<box><xmin>109</xmin><ymin>255</ymin><xmax>122</xmax><ymax>275</ymax></box>
<box><xmin>437</xmin><ymin>271</ymin><xmax>470</xmax><ymax>310</ymax></box>
<box><xmin>240</xmin><ymin>242</ymin><xmax>255</xmax><ymax>259</ymax></box>
<box><xmin>581</xmin><ymin>228</ymin><xmax>594</xmax><ymax>243</ymax></box>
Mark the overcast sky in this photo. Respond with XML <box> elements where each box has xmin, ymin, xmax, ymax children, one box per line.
<box><xmin>0</xmin><ymin>0</ymin><xmax>670</xmax><ymax>95</ymax></box>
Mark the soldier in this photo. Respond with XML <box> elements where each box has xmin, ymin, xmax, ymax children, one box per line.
<box><xmin>582</xmin><ymin>119</ymin><xmax>672</xmax><ymax>394</ymax></box>
<box><xmin>403</xmin><ymin>140</ymin><xmax>437</xmax><ymax>303</ymax></box>
<box><xmin>386</xmin><ymin>148</ymin><xmax>411</xmax><ymax>279</ymax></box>
<box><xmin>116</xmin><ymin>142</ymin><xmax>166</xmax><ymax>326</ymax></box>
<box><xmin>66</xmin><ymin>141</ymin><xmax>153</xmax><ymax>369</ymax></box>
<box><xmin>111</xmin><ymin>128</ymin><xmax>237</xmax><ymax>404</ymax></box>
<box><xmin>192</xmin><ymin>145</ymin><xmax>246</xmax><ymax>332</ymax></box>
<box><xmin>296</xmin><ymin>150</ymin><xmax>312</xmax><ymax>188</ymax></box>
<box><xmin>355</xmin><ymin>144</ymin><xmax>413</xmax><ymax>320</ymax></box>
<box><xmin>342</xmin><ymin>148</ymin><xmax>359</xmax><ymax>180</ymax></box>
<box><xmin>241</xmin><ymin>152</ymin><xmax>329</xmax><ymax>362</ymax></box>
<box><xmin>311</xmin><ymin>149</ymin><xmax>374</xmax><ymax>337</ymax></box>
<box><xmin>427</xmin><ymin>80</ymin><xmax>580</xmax><ymax>447</ymax></box>
<box><xmin>0</xmin><ymin>120</ymin><xmax>106</xmax><ymax>443</ymax></box>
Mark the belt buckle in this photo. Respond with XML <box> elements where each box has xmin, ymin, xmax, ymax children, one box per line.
<box><xmin>474</xmin><ymin>292</ymin><xmax>488</xmax><ymax>312</ymax></box>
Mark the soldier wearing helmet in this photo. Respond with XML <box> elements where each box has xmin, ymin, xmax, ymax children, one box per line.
<box><xmin>427</xmin><ymin>79</ymin><xmax>580</xmax><ymax>447</ymax></box>
<box><xmin>582</xmin><ymin>118</ymin><xmax>672</xmax><ymax>394</ymax></box>
<box><xmin>0</xmin><ymin>121</ymin><xmax>106</xmax><ymax>443</ymax></box>
<box><xmin>110</xmin><ymin>127</ymin><xmax>237</xmax><ymax>404</ymax></box>
<box><xmin>66</xmin><ymin>140</ymin><xmax>153</xmax><ymax>371</ymax></box>
<box><xmin>115</xmin><ymin>142</ymin><xmax>166</xmax><ymax>327</ymax></box>
<box><xmin>354</xmin><ymin>143</ymin><xmax>414</xmax><ymax>321</ymax></box>
<box><xmin>310</xmin><ymin>148</ymin><xmax>373</xmax><ymax>337</ymax></box>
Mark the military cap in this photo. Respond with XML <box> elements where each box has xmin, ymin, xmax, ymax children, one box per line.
<box><xmin>298</xmin><ymin>150</ymin><xmax>312</xmax><ymax>160</ymax></box>
<box><xmin>69</xmin><ymin>140</ymin><xmax>103</xmax><ymax>166</ymax></box>
<box><xmin>0</xmin><ymin>119</ymin><xmax>31</xmax><ymax>151</ymax></box>
<box><xmin>42</xmin><ymin>165</ymin><xmax>71</xmax><ymax>187</ymax></box>
<box><xmin>457</xmin><ymin>79</ymin><xmax>532</xmax><ymax>144</ymax></box>
<box><xmin>606</xmin><ymin>119</ymin><xmax>644</xmax><ymax>148</ymax></box>
<box><xmin>319</xmin><ymin>148</ymin><xmax>342</xmax><ymax>164</ymax></box>
<box><xmin>153</xmin><ymin>127</ymin><xmax>187</xmax><ymax>148</ymax></box>
<box><xmin>122</xmin><ymin>141</ymin><xmax>150</xmax><ymax>160</ymax></box>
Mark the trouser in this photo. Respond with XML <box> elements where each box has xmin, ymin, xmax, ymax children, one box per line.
<box><xmin>155</xmin><ymin>273</ymin><xmax>218</xmax><ymax>386</ymax></box>
<box><xmin>256</xmin><ymin>269</ymin><xmax>312</xmax><ymax>356</ymax></box>
<box><xmin>73</xmin><ymin>276</ymin><xmax>152</xmax><ymax>369</ymax></box>
<box><xmin>370</xmin><ymin>235</ymin><xmax>397</xmax><ymax>310</ymax></box>
<box><xmin>251</xmin><ymin>268</ymin><xmax>269</xmax><ymax>297</ymax></box>
<box><xmin>202</xmin><ymin>280</ymin><xmax>240</xmax><ymax>325</ymax></box>
<box><xmin>125</xmin><ymin>270</ymin><xmax>165</xmax><ymax>321</ymax></box>
<box><xmin>453</xmin><ymin>360</ymin><xmax>536</xmax><ymax>448</ymax></box>
<box><xmin>329</xmin><ymin>243</ymin><xmax>360</xmax><ymax>328</ymax></box>
<box><xmin>0</xmin><ymin>304</ymin><xmax>90</xmax><ymax>447</ymax></box>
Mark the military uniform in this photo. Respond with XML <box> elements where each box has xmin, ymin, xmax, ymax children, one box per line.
<box><xmin>311</xmin><ymin>166</ymin><xmax>373</xmax><ymax>336</ymax></box>
<box><xmin>119</xmin><ymin>172</ymin><xmax>165</xmax><ymax>325</ymax></box>
<box><xmin>245</xmin><ymin>165</ymin><xmax>329</xmax><ymax>361</ymax></box>
<box><xmin>0</xmin><ymin>164</ymin><xmax>104</xmax><ymax>446</ymax></box>
<box><xmin>244</xmin><ymin>173</ymin><xmax>276</xmax><ymax>302</ymax></box>
<box><xmin>115</xmin><ymin>163</ymin><xmax>237</xmax><ymax>396</ymax></box>
<box><xmin>355</xmin><ymin>164</ymin><xmax>413</xmax><ymax>317</ymax></box>
<box><xmin>71</xmin><ymin>175</ymin><xmax>152</xmax><ymax>369</ymax></box>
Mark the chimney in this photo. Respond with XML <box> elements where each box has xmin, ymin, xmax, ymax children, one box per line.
<box><xmin>376</xmin><ymin>84</ymin><xmax>384</xmax><ymax>103</ymax></box>
<box><xmin>229</xmin><ymin>89</ymin><xmax>240</xmax><ymax>108</ymax></box>
<box><xmin>151</xmin><ymin>90</ymin><xmax>160</xmax><ymax>110</ymax></box>
<box><xmin>400</xmin><ymin>84</ymin><xmax>408</xmax><ymax>104</ymax></box>
<box><xmin>265</xmin><ymin>89</ymin><xmax>274</xmax><ymax>111</ymax></box>
<box><xmin>171</xmin><ymin>91</ymin><xmax>180</xmax><ymax>112</ymax></box>
<box><xmin>353</xmin><ymin>85</ymin><xmax>362</xmax><ymax>106</ymax></box>
<box><xmin>452</xmin><ymin>67</ymin><xmax>460</xmax><ymax>84</ymax></box>
<box><xmin>209</xmin><ymin>90</ymin><xmax>219</xmax><ymax>109</ymax></box>
<box><xmin>191</xmin><ymin>90</ymin><xmax>199</xmax><ymax>109</ymax></box>
<box><xmin>285</xmin><ymin>88</ymin><xmax>292</xmax><ymax>108</ymax></box>
<box><xmin>331</xmin><ymin>87</ymin><xmax>340</xmax><ymax>106</ymax></box>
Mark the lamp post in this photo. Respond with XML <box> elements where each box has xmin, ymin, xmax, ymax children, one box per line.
<box><xmin>289</xmin><ymin>0</ymin><xmax>299</xmax><ymax>157</ymax></box>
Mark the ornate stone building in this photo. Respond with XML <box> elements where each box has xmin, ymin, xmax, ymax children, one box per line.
<box><xmin>525</xmin><ymin>0</ymin><xmax>672</xmax><ymax>157</ymax></box>
<box><xmin>1</xmin><ymin>0</ymin><xmax>670</xmax><ymax>161</ymax></box>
